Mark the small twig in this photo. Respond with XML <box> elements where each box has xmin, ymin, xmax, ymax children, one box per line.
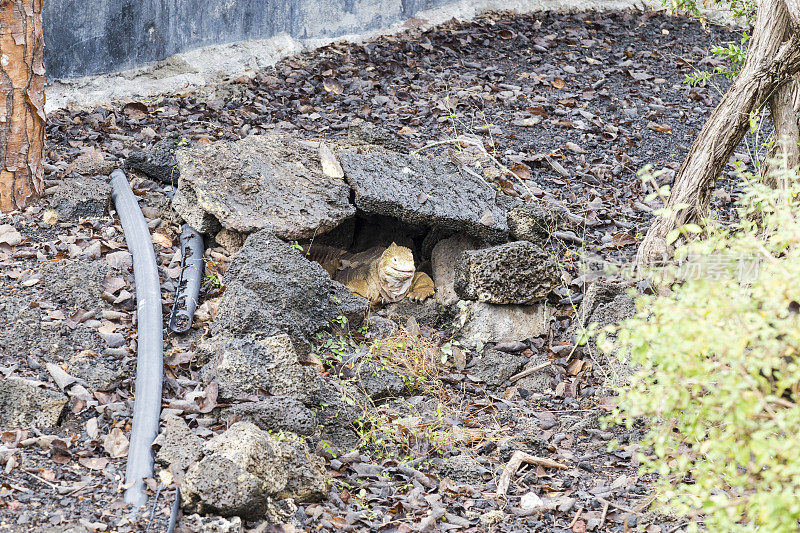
<box><xmin>510</xmin><ymin>361</ymin><xmax>552</xmax><ymax>383</ymax></box>
<box><xmin>597</xmin><ymin>496</ymin><xmax>636</xmax><ymax>515</ymax></box>
<box><xmin>599</xmin><ymin>501</ymin><xmax>609</xmax><ymax>528</ymax></box>
<box><xmin>496</xmin><ymin>451</ymin><xmax>569</xmax><ymax>498</ymax></box>
<box><xmin>666</xmin><ymin>522</ymin><xmax>691</xmax><ymax>533</ymax></box>
<box><xmin>568</xmin><ymin>508</ymin><xmax>583</xmax><ymax>528</ymax></box>
<box><xmin>22</xmin><ymin>469</ymin><xmax>58</xmax><ymax>490</ymax></box>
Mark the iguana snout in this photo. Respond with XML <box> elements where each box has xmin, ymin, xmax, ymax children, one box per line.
<box><xmin>379</xmin><ymin>243</ymin><xmax>416</xmax><ymax>280</ymax></box>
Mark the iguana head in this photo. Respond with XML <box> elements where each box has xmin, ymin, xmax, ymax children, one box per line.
<box><xmin>378</xmin><ymin>243</ymin><xmax>416</xmax><ymax>282</ymax></box>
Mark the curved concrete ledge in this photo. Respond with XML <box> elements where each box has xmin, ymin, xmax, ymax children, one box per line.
<box><xmin>46</xmin><ymin>0</ymin><xmax>666</xmax><ymax>112</ymax></box>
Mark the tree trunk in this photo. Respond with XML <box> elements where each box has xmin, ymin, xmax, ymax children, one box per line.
<box><xmin>0</xmin><ymin>0</ymin><xmax>45</xmax><ymax>213</ymax></box>
<box><xmin>636</xmin><ymin>0</ymin><xmax>800</xmax><ymax>265</ymax></box>
<box><xmin>762</xmin><ymin>76</ymin><xmax>800</xmax><ymax>187</ymax></box>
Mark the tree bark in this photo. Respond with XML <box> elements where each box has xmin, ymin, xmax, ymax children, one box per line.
<box><xmin>636</xmin><ymin>0</ymin><xmax>800</xmax><ymax>265</ymax></box>
<box><xmin>762</xmin><ymin>76</ymin><xmax>800</xmax><ymax>187</ymax></box>
<box><xmin>0</xmin><ymin>0</ymin><xmax>45</xmax><ymax>213</ymax></box>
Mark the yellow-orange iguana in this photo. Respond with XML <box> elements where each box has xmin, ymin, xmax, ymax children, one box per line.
<box><xmin>307</xmin><ymin>243</ymin><xmax>434</xmax><ymax>305</ymax></box>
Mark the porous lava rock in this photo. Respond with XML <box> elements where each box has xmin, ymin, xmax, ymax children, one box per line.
<box><xmin>173</xmin><ymin>134</ymin><xmax>355</xmax><ymax>237</ymax></box>
<box><xmin>454</xmin><ymin>241</ymin><xmax>558</xmax><ymax>304</ymax></box>
<box><xmin>339</xmin><ymin>149</ymin><xmax>508</xmax><ymax>242</ymax></box>
<box><xmin>212</xmin><ymin>230</ymin><xmax>368</xmax><ymax>354</ymax></box>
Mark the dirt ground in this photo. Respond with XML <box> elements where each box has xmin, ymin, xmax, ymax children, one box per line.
<box><xmin>0</xmin><ymin>8</ymin><xmax>745</xmax><ymax>533</ymax></box>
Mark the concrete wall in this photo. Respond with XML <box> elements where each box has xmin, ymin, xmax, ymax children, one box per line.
<box><xmin>43</xmin><ymin>0</ymin><xmax>450</xmax><ymax>79</ymax></box>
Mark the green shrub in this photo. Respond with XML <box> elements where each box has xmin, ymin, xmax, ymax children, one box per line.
<box><xmin>605</xmin><ymin>167</ymin><xmax>800</xmax><ymax>531</ymax></box>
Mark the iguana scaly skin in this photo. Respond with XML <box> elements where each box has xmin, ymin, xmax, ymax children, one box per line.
<box><xmin>307</xmin><ymin>243</ymin><xmax>434</xmax><ymax>305</ymax></box>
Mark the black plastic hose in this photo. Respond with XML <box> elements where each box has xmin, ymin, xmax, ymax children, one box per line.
<box><xmin>168</xmin><ymin>224</ymin><xmax>204</xmax><ymax>333</ymax></box>
<box><xmin>110</xmin><ymin>169</ymin><xmax>164</xmax><ymax>507</ymax></box>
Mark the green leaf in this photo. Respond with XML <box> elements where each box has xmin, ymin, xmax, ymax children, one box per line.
<box><xmin>683</xmin><ymin>224</ymin><xmax>703</xmax><ymax>234</ymax></box>
<box><xmin>666</xmin><ymin>228</ymin><xmax>681</xmax><ymax>245</ymax></box>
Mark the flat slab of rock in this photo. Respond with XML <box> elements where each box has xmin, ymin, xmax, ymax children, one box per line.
<box><xmin>173</xmin><ymin>134</ymin><xmax>355</xmax><ymax>238</ymax></box>
<box><xmin>339</xmin><ymin>149</ymin><xmax>508</xmax><ymax>241</ymax></box>
<box><xmin>212</xmin><ymin>230</ymin><xmax>368</xmax><ymax>353</ymax></box>
<box><xmin>0</xmin><ymin>378</ymin><xmax>67</xmax><ymax>428</ymax></box>
<box><xmin>455</xmin><ymin>241</ymin><xmax>558</xmax><ymax>304</ymax></box>
<box><xmin>457</xmin><ymin>301</ymin><xmax>552</xmax><ymax>350</ymax></box>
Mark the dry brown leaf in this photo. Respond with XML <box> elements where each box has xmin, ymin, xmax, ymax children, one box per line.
<box><xmin>552</xmin><ymin>78</ymin><xmax>566</xmax><ymax>89</ymax></box>
<box><xmin>509</xmin><ymin>163</ymin><xmax>531</xmax><ymax>181</ymax></box>
<box><xmin>79</xmin><ymin>457</ymin><xmax>109</xmax><ymax>470</ymax></box>
<box><xmin>103</xmin><ymin>428</ymin><xmax>129</xmax><ymax>459</ymax></box>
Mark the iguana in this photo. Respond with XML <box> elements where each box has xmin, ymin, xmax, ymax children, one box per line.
<box><xmin>306</xmin><ymin>243</ymin><xmax>434</xmax><ymax>305</ymax></box>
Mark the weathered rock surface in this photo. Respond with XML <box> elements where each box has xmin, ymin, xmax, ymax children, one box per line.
<box><xmin>212</xmin><ymin>230</ymin><xmax>368</xmax><ymax>353</ymax></box>
<box><xmin>456</xmin><ymin>301</ymin><xmax>552</xmax><ymax>350</ymax></box>
<box><xmin>224</xmin><ymin>396</ymin><xmax>317</xmax><ymax>436</ymax></box>
<box><xmin>515</xmin><ymin>351</ymin><xmax>554</xmax><ymax>394</ymax></box>
<box><xmin>276</xmin><ymin>438</ymin><xmax>329</xmax><ymax>503</ymax></box>
<box><xmin>439</xmin><ymin>454</ymin><xmax>487</xmax><ymax>485</ymax></box>
<box><xmin>173</xmin><ymin>134</ymin><xmax>355</xmax><ymax>237</ymax></box>
<box><xmin>125</xmin><ymin>137</ymin><xmax>181</xmax><ymax>184</ymax></box>
<box><xmin>470</xmin><ymin>349</ymin><xmax>527</xmax><ymax>388</ymax></box>
<box><xmin>182</xmin><ymin>453</ymin><xmax>269</xmax><ymax>519</ymax></box>
<box><xmin>507</xmin><ymin>204</ymin><xmax>568</xmax><ymax>242</ymax></box>
<box><xmin>0</xmin><ymin>378</ymin><xmax>67</xmax><ymax>428</ymax></box>
<box><xmin>179</xmin><ymin>515</ymin><xmax>243</xmax><ymax>533</ymax></box>
<box><xmin>0</xmin><ymin>296</ymin><xmax>104</xmax><ymax>366</ymax></box>
<box><xmin>200</xmin><ymin>334</ymin><xmax>318</xmax><ymax>401</ymax></box>
<box><xmin>356</xmin><ymin>360</ymin><xmax>406</xmax><ymax>401</ymax></box>
<box><xmin>339</xmin><ymin>150</ymin><xmax>508</xmax><ymax>241</ymax></box>
<box><xmin>38</xmin><ymin>259</ymin><xmax>108</xmax><ymax>311</ymax></box>
<box><xmin>66</xmin><ymin>352</ymin><xmax>126</xmax><ymax>391</ymax></box>
<box><xmin>181</xmin><ymin>422</ymin><xmax>328</xmax><ymax>518</ymax></box>
<box><xmin>66</xmin><ymin>150</ymin><xmax>114</xmax><ymax>177</ymax></box>
<box><xmin>154</xmin><ymin>415</ymin><xmax>204</xmax><ymax>479</ymax></box>
<box><xmin>50</xmin><ymin>177</ymin><xmax>112</xmax><ymax>221</ymax></box>
<box><xmin>573</xmin><ymin>281</ymin><xmax>637</xmax><ymax>387</ymax></box>
<box><xmin>383</xmin><ymin>299</ymin><xmax>445</xmax><ymax>330</ymax></box>
<box><xmin>454</xmin><ymin>241</ymin><xmax>559</xmax><ymax>304</ymax></box>
<box><xmin>364</xmin><ymin>316</ymin><xmax>398</xmax><ymax>341</ymax></box>
<box><xmin>308</xmin><ymin>377</ymin><xmax>367</xmax><ymax>454</ymax></box>
<box><xmin>431</xmin><ymin>233</ymin><xmax>485</xmax><ymax>305</ymax></box>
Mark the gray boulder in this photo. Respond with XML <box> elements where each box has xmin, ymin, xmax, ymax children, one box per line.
<box><xmin>125</xmin><ymin>137</ymin><xmax>181</xmax><ymax>184</ymax></box>
<box><xmin>182</xmin><ymin>453</ymin><xmax>270</xmax><ymax>519</ymax></box>
<box><xmin>456</xmin><ymin>301</ymin><xmax>552</xmax><ymax>350</ymax></box>
<box><xmin>470</xmin><ymin>349</ymin><xmax>527</xmax><ymax>388</ymax></box>
<box><xmin>200</xmin><ymin>334</ymin><xmax>318</xmax><ymax>401</ymax></box>
<box><xmin>454</xmin><ymin>241</ymin><xmax>559</xmax><ymax>304</ymax></box>
<box><xmin>356</xmin><ymin>361</ymin><xmax>406</xmax><ymax>401</ymax></box>
<box><xmin>277</xmin><ymin>437</ymin><xmax>329</xmax><ymax>503</ymax></box>
<box><xmin>507</xmin><ymin>204</ymin><xmax>568</xmax><ymax>242</ymax></box>
<box><xmin>173</xmin><ymin>134</ymin><xmax>355</xmax><ymax>237</ymax></box>
<box><xmin>154</xmin><ymin>415</ymin><xmax>204</xmax><ymax>479</ymax></box>
<box><xmin>431</xmin><ymin>233</ymin><xmax>485</xmax><ymax>305</ymax></box>
<box><xmin>573</xmin><ymin>281</ymin><xmax>637</xmax><ymax>387</ymax></box>
<box><xmin>0</xmin><ymin>378</ymin><xmax>67</xmax><ymax>428</ymax></box>
<box><xmin>181</xmin><ymin>422</ymin><xmax>328</xmax><ymax>518</ymax></box>
<box><xmin>439</xmin><ymin>454</ymin><xmax>487</xmax><ymax>485</ymax></box>
<box><xmin>66</xmin><ymin>150</ymin><xmax>114</xmax><ymax>176</ymax></box>
<box><xmin>50</xmin><ymin>176</ymin><xmax>112</xmax><ymax>221</ymax></box>
<box><xmin>38</xmin><ymin>259</ymin><xmax>108</xmax><ymax>311</ymax></box>
<box><xmin>339</xmin><ymin>149</ymin><xmax>508</xmax><ymax>242</ymax></box>
<box><xmin>224</xmin><ymin>396</ymin><xmax>318</xmax><ymax>436</ymax></box>
<box><xmin>212</xmin><ymin>230</ymin><xmax>368</xmax><ymax>354</ymax></box>
<box><xmin>66</xmin><ymin>352</ymin><xmax>126</xmax><ymax>391</ymax></box>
